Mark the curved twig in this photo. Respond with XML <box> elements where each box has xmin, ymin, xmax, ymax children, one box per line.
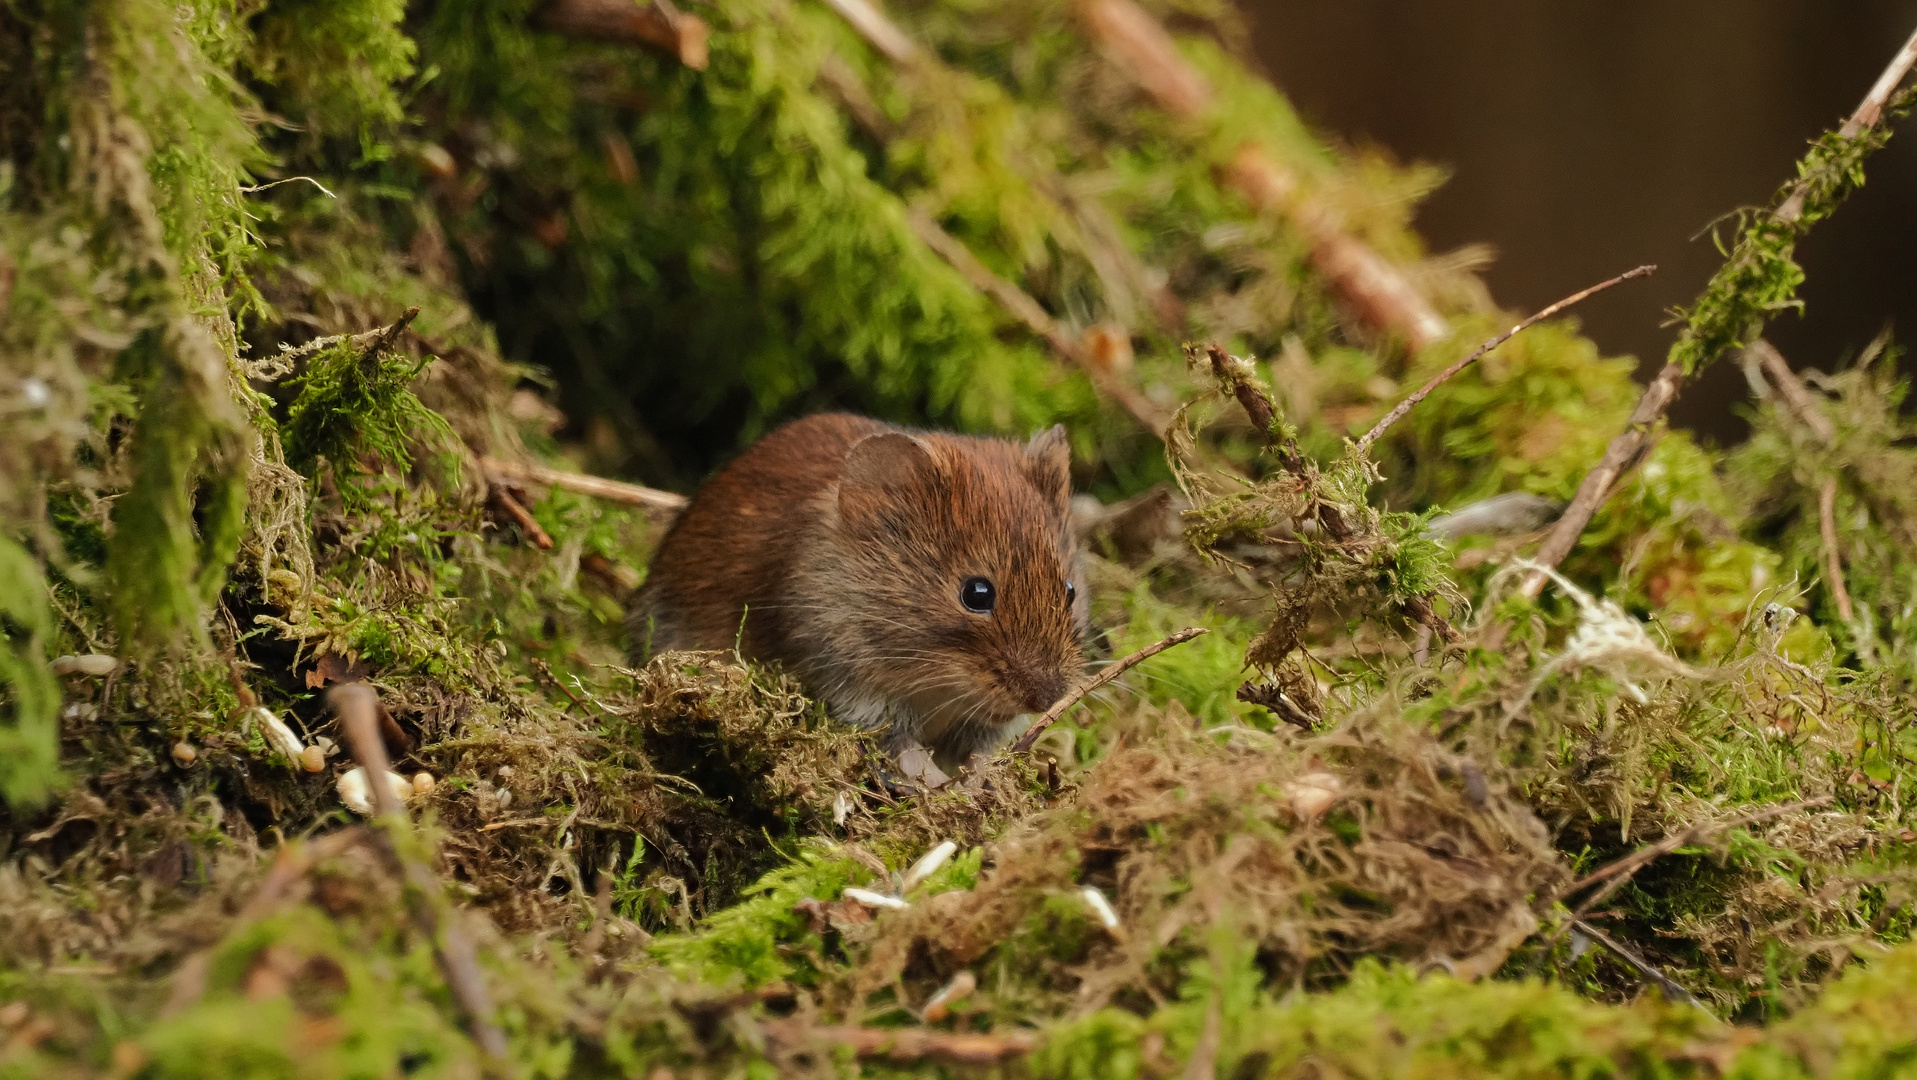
<box><xmin>1012</xmin><ymin>627</ymin><xmax>1208</xmax><ymax>753</ymax></box>
<box><xmin>1355</xmin><ymin>265</ymin><xmax>1655</xmax><ymax>454</ymax></box>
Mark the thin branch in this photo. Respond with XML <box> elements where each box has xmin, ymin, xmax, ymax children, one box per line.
<box><xmin>350</xmin><ymin>306</ymin><xmax>420</xmax><ymax>361</ymax></box>
<box><xmin>329</xmin><ymin>684</ymin><xmax>510</xmax><ymax>1061</ymax></box>
<box><xmin>1776</xmin><ymin>24</ymin><xmax>1917</xmax><ymax>220</ymax></box>
<box><xmin>1515</xmin><ymin>25</ymin><xmax>1917</xmax><ymax>602</ymax></box>
<box><xmin>811</xmin><ymin>6</ymin><xmax>1169</xmax><ymax>432</ymax></box>
<box><xmin>1819</xmin><ymin>479</ymin><xmax>1856</xmax><ymax>621</ymax></box>
<box><xmin>536</xmin><ymin>0</ymin><xmax>709</xmax><ymax>69</ymax></box>
<box><xmin>1747</xmin><ymin>338</ymin><xmax>1836</xmax><ymax>444</ymax></box>
<box><xmin>480</xmin><ymin>455</ymin><xmax>688</xmax><ymax>512</ymax></box>
<box><xmin>487</xmin><ymin>484</ymin><xmax>554</xmax><ymax>550</ymax></box>
<box><xmin>1746</xmin><ymin>340</ymin><xmax>1853</xmax><ymax>619</ymax></box>
<box><xmin>1515</xmin><ymin>361</ymin><xmax>1683</xmax><ymax>602</ymax></box>
<box><xmin>1235</xmin><ymin>681</ymin><xmax>1316</xmax><ymax>731</ymax></box>
<box><xmin>1078</xmin><ymin>0</ymin><xmax>1448</xmax><ymax>350</ymax></box>
<box><xmin>1181</xmin><ymin>997</ymin><xmax>1223</xmax><ymax>1080</ymax></box>
<box><xmin>819</xmin><ymin>0</ymin><xmax>918</xmax><ymax>64</ymax></box>
<box><xmin>760</xmin><ymin>1019</ymin><xmax>1036</xmax><ymax>1065</ymax></box>
<box><xmin>1563</xmin><ymin>796</ymin><xmax>1832</xmax><ymax>920</ymax></box>
<box><xmin>1011</xmin><ymin>627</ymin><xmax>1208</xmax><ymax>753</ymax></box>
<box><xmin>1355</xmin><ymin>265</ymin><xmax>1655</xmax><ymax>454</ymax></box>
<box><xmin>1077</xmin><ymin>0</ymin><xmax>1212</xmax><ymax>118</ymax></box>
<box><xmin>1571</xmin><ymin>919</ymin><xmax>1711</xmax><ymax>1013</ymax></box>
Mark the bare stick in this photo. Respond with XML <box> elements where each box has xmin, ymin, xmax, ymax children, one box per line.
<box><xmin>820</xmin><ymin>0</ymin><xmax>918</xmax><ymax>64</ymax></box>
<box><xmin>760</xmin><ymin>1019</ymin><xmax>1036</xmax><ymax>1065</ymax></box>
<box><xmin>1747</xmin><ymin>338</ymin><xmax>1836</xmax><ymax>444</ymax></box>
<box><xmin>579</xmin><ymin>867</ymin><xmax>616</xmax><ymax>958</ymax></box>
<box><xmin>329</xmin><ymin>685</ymin><xmax>510</xmax><ymax>1061</ymax></box>
<box><xmin>487</xmin><ymin>484</ymin><xmax>554</xmax><ymax>550</ymax></box>
<box><xmin>1012</xmin><ymin>627</ymin><xmax>1208</xmax><ymax>753</ymax></box>
<box><xmin>1818</xmin><ymin>479</ymin><xmax>1856</xmax><ymax>621</ymax></box>
<box><xmin>1077</xmin><ymin>0</ymin><xmax>1447</xmax><ymax>349</ymax></box>
<box><xmin>1514</xmin><ymin>362</ymin><xmax>1683</xmax><ymax>602</ymax></box>
<box><xmin>536</xmin><ymin>0</ymin><xmax>709</xmax><ymax>69</ymax></box>
<box><xmin>1355</xmin><ymin>265</ymin><xmax>1655</xmax><ymax>454</ymax></box>
<box><xmin>1571</xmin><ymin>919</ymin><xmax>1710</xmax><ymax>1013</ymax></box>
<box><xmin>352</xmin><ymin>306</ymin><xmax>420</xmax><ymax>360</ymax></box>
<box><xmin>1235</xmin><ymin>681</ymin><xmax>1315</xmax><ymax>731</ymax></box>
<box><xmin>1077</xmin><ymin>0</ymin><xmax>1212</xmax><ymax>118</ymax></box>
<box><xmin>331</xmin><ymin>684</ymin><xmax>407</xmax><ymax>817</ymax></box>
<box><xmin>1776</xmin><ymin>24</ymin><xmax>1917</xmax><ymax>221</ymax></box>
<box><xmin>1181</xmin><ymin>998</ymin><xmax>1222</xmax><ymax>1080</ymax></box>
<box><xmin>1516</xmin><ymin>25</ymin><xmax>1917</xmax><ymax>602</ymax></box>
<box><xmin>480</xmin><ymin>455</ymin><xmax>687</xmax><ymax>513</ymax></box>
<box><xmin>1563</xmin><ymin>796</ymin><xmax>1832</xmax><ymax>920</ymax></box>
<box><xmin>1747</xmin><ymin>341</ymin><xmax>1853</xmax><ymax>619</ymax></box>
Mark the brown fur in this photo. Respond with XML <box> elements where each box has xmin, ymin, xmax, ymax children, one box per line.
<box><xmin>631</xmin><ymin>413</ymin><xmax>1087</xmax><ymax>765</ymax></box>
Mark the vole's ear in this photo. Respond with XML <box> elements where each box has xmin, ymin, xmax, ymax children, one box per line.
<box><xmin>1024</xmin><ymin>424</ymin><xmax>1071</xmax><ymax>510</ymax></box>
<box><xmin>839</xmin><ymin>432</ymin><xmax>936</xmax><ymax>523</ymax></box>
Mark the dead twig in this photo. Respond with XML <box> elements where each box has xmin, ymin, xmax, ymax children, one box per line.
<box><xmin>1078</xmin><ymin>0</ymin><xmax>1448</xmax><ymax>350</ymax></box>
<box><xmin>1775</xmin><ymin>24</ymin><xmax>1917</xmax><ymax>219</ymax></box>
<box><xmin>1180</xmin><ymin>997</ymin><xmax>1222</xmax><ymax>1080</ymax></box>
<box><xmin>1571</xmin><ymin>919</ymin><xmax>1711</xmax><ymax>1013</ymax></box>
<box><xmin>579</xmin><ymin>867</ymin><xmax>617</xmax><ymax>958</ymax></box>
<box><xmin>480</xmin><ymin>455</ymin><xmax>687</xmax><ymax>512</ymax></box>
<box><xmin>329</xmin><ymin>684</ymin><xmax>510</xmax><ymax>1062</ymax></box>
<box><xmin>1516</xmin><ymin>26</ymin><xmax>1917</xmax><ymax>602</ymax></box>
<box><xmin>819</xmin><ymin>0</ymin><xmax>917</xmax><ymax>64</ymax></box>
<box><xmin>1746</xmin><ymin>341</ymin><xmax>1853</xmax><ymax>620</ymax></box>
<box><xmin>1514</xmin><ymin>361</ymin><xmax>1684</xmax><ymax>603</ymax></box>
<box><xmin>760</xmin><ymin>1018</ymin><xmax>1036</xmax><ymax>1065</ymax></box>
<box><xmin>1562</xmin><ymin>796</ymin><xmax>1834</xmax><ymax>922</ymax></box>
<box><xmin>536</xmin><ymin>0</ymin><xmax>709</xmax><ymax>69</ymax></box>
<box><xmin>350</xmin><ymin>306</ymin><xmax>420</xmax><ymax>360</ymax></box>
<box><xmin>487</xmin><ymin>484</ymin><xmax>554</xmax><ymax>550</ymax></box>
<box><xmin>1747</xmin><ymin>338</ymin><xmax>1837</xmax><ymax>444</ymax></box>
<box><xmin>1355</xmin><ymin>265</ymin><xmax>1655</xmax><ymax>454</ymax></box>
<box><xmin>1818</xmin><ymin>479</ymin><xmax>1856</xmax><ymax>621</ymax></box>
<box><xmin>531</xmin><ymin>655</ymin><xmax>591</xmax><ymax>714</ymax></box>
<box><xmin>1012</xmin><ymin>627</ymin><xmax>1208</xmax><ymax>753</ymax></box>
<box><xmin>812</xmin><ymin>5</ymin><xmax>1169</xmax><ymax>432</ymax></box>
<box><xmin>1235</xmin><ymin>681</ymin><xmax>1316</xmax><ymax>731</ymax></box>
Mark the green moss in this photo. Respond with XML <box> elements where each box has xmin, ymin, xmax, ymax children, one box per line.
<box><xmin>280</xmin><ymin>335</ymin><xmax>455</xmax><ymax>485</ymax></box>
<box><xmin>0</xmin><ymin>536</ymin><xmax>62</xmax><ymax>807</ymax></box>
<box><xmin>648</xmin><ymin>844</ymin><xmax>870</xmax><ymax>987</ymax></box>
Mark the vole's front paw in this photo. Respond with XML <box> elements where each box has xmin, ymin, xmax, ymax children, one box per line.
<box><xmin>875</xmin><ymin>745</ymin><xmax>953</xmax><ymax>793</ymax></box>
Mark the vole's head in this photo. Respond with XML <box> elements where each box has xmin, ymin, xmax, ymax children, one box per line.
<box><xmin>823</xmin><ymin>425</ymin><xmax>1087</xmax><ymax>748</ymax></box>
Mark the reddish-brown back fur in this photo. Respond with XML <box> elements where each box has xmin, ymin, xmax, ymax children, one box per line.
<box><xmin>632</xmin><ymin>413</ymin><xmax>1086</xmax><ymax>764</ymax></box>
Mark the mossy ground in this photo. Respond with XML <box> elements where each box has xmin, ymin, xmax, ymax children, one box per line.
<box><xmin>3</xmin><ymin>0</ymin><xmax>1917</xmax><ymax>1075</ymax></box>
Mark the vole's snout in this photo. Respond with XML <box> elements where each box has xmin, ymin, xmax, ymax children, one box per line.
<box><xmin>1009</xmin><ymin>668</ymin><xmax>1067</xmax><ymax>714</ymax></box>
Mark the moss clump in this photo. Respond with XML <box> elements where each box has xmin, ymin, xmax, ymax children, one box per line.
<box><xmin>1728</xmin><ymin>339</ymin><xmax>1917</xmax><ymax>686</ymax></box>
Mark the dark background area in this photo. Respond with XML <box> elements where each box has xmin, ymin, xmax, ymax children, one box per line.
<box><xmin>1243</xmin><ymin>1</ymin><xmax>1917</xmax><ymax>443</ymax></box>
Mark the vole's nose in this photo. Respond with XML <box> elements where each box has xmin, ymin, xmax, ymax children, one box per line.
<box><xmin>1017</xmin><ymin>671</ymin><xmax>1067</xmax><ymax>714</ymax></box>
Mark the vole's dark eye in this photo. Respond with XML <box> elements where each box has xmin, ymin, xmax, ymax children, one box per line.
<box><xmin>1065</xmin><ymin>581</ymin><xmax>1077</xmax><ymax>607</ymax></box>
<box><xmin>959</xmin><ymin>577</ymin><xmax>996</xmax><ymax>614</ymax></box>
